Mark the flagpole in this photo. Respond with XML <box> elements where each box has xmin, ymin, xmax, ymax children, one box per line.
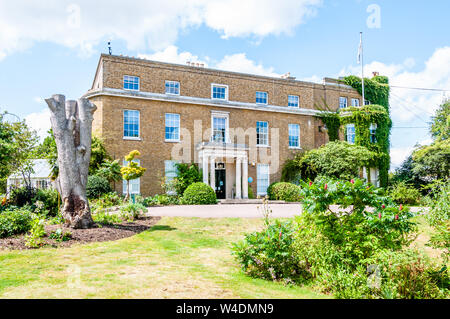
<box><xmin>360</xmin><ymin>32</ymin><xmax>365</xmax><ymax>105</ymax></box>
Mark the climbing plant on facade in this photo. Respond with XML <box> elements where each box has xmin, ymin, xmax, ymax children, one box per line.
<box><xmin>318</xmin><ymin>76</ymin><xmax>392</xmax><ymax>187</ymax></box>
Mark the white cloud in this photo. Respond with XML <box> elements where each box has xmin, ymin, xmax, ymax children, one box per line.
<box><xmin>390</xmin><ymin>146</ymin><xmax>414</xmax><ymax>171</ymax></box>
<box><xmin>339</xmin><ymin>47</ymin><xmax>450</xmax><ymax>123</ymax></box>
<box><xmin>215</xmin><ymin>53</ymin><xmax>280</xmax><ymax>76</ymax></box>
<box><xmin>139</xmin><ymin>46</ymin><xmax>280</xmax><ymax>77</ymax></box>
<box><xmin>25</xmin><ymin>108</ymin><xmax>51</xmax><ymax>142</ymax></box>
<box><xmin>202</xmin><ymin>0</ymin><xmax>322</xmax><ymax>39</ymax></box>
<box><xmin>0</xmin><ymin>0</ymin><xmax>322</xmax><ymax>60</ymax></box>
<box><xmin>138</xmin><ymin>46</ymin><xmax>209</xmax><ymax>66</ymax></box>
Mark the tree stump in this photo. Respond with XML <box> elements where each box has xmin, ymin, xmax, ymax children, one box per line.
<box><xmin>45</xmin><ymin>94</ymin><xmax>96</xmax><ymax>229</ymax></box>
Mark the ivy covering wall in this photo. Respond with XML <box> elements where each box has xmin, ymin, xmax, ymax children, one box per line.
<box><xmin>319</xmin><ymin>75</ymin><xmax>392</xmax><ymax>187</ymax></box>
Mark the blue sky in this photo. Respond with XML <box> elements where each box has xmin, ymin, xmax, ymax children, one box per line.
<box><xmin>0</xmin><ymin>0</ymin><xmax>449</xmax><ymax>170</ymax></box>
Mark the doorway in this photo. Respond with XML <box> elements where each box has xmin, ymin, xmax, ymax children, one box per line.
<box><xmin>215</xmin><ymin>164</ymin><xmax>226</xmax><ymax>199</ymax></box>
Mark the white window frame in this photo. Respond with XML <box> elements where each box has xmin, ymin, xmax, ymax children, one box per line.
<box><xmin>211</xmin><ymin>111</ymin><xmax>230</xmax><ymax>143</ymax></box>
<box><xmin>122</xmin><ymin>159</ymin><xmax>141</xmax><ymax>195</ymax></box>
<box><xmin>165</xmin><ymin>80</ymin><xmax>180</xmax><ymax>95</ymax></box>
<box><xmin>339</xmin><ymin>97</ymin><xmax>348</xmax><ymax>109</ymax></box>
<box><xmin>351</xmin><ymin>98</ymin><xmax>360</xmax><ymax>107</ymax></box>
<box><xmin>256</xmin><ymin>91</ymin><xmax>268</xmax><ymax>105</ymax></box>
<box><xmin>346</xmin><ymin>124</ymin><xmax>356</xmax><ymax>144</ymax></box>
<box><xmin>123</xmin><ymin>109</ymin><xmax>141</xmax><ymax>140</ymax></box>
<box><xmin>211</xmin><ymin>84</ymin><xmax>229</xmax><ymax>101</ymax></box>
<box><xmin>288</xmin><ymin>124</ymin><xmax>301</xmax><ymax>149</ymax></box>
<box><xmin>123</xmin><ymin>75</ymin><xmax>140</xmax><ymax>91</ymax></box>
<box><xmin>256</xmin><ymin>121</ymin><xmax>269</xmax><ymax>147</ymax></box>
<box><xmin>257</xmin><ymin>164</ymin><xmax>270</xmax><ymax>196</ymax></box>
<box><xmin>288</xmin><ymin>95</ymin><xmax>299</xmax><ymax>108</ymax></box>
<box><xmin>165</xmin><ymin>113</ymin><xmax>181</xmax><ymax>142</ymax></box>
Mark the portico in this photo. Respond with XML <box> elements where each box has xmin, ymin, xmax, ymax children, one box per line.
<box><xmin>197</xmin><ymin>142</ymin><xmax>249</xmax><ymax>199</ymax></box>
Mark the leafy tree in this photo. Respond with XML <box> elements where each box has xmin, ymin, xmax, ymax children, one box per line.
<box><xmin>430</xmin><ymin>101</ymin><xmax>450</xmax><ymax>142</ymax></box>
<box><xmin>412</xmin><ymin>139</ymin><xmax>450</xmax><ymax>181</ymax></box>
<box><xmin>391</xmin><ymin>155</ymin><xmax>425</xmax><ymax>189</ymax></box>
<box><xmin>0</xmin><ymin>113</ymin><xmax>16</xmax><ymax>183</ymax></box>
<box><xmin>120</xmin><ymin>150</ymin><xmax>146</xmax><ymax>201</ymax></box>
<box><xmin>96</xmin><ymin>159</ymin><xmax>122</xmax><ymax>190</ymax></box>
<box><xmin>295</xmin><ymin>141</ymin><xmax>377</xmax><ymax>181</ymax></box>
<box><xmin>89</xmin><ymin>135</ymin><xmax>111</xmax><ymax>175</ymax></box>
<box><xmin>171</xmin><ymin>163</ymin><xmax>202</xmax><ymax>196</ymax></box>
<box><xmin>34</xmin><ymin>129</ymin><xmax>58</xmax><ymax>180</ymax></box>
<box><xmin>35</xmin><ymin>130</ymin><xmax>110</xmax><ymax>179</ymax></box>
<box><xmin>0</xmin><ymin>116</ymin><xmax>39</xmax><ymax>189</ymax></box>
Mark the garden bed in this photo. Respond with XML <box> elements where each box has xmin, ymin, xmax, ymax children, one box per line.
<box><xmin>0</xmin><ymin>216</ymin><xmax>160</xmax><ymax>250</ymax></box>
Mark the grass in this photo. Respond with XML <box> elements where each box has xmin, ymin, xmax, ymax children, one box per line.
<box><xmin>0</xmin><ymin>217</ymin><xmax>327</xmax><ymax>299</ymax></box>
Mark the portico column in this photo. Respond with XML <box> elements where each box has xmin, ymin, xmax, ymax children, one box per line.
<box><xmin>210</xmin><ymin>156</ymin><xmax>215</xmax><ymax>190</ymax></box>
<box><xmin>202</xmin><ymin>154</ymin><xmax>209</xmax><ymax>184</ymax></box>
<box><xmin>242</xmin><ymin>158</ymin><xmax>248</xmax><ymax>199</ymax></box>
<box><xmin>236</xmin><ymin>158</ymin><xmax>242</xmax><ymax>199</ymax></box>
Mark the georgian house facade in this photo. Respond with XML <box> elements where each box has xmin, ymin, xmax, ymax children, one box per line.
<box><xmin>84</xmin><ymin>54</ymin><xmax>364</xmax><ymax>198</ymax></box>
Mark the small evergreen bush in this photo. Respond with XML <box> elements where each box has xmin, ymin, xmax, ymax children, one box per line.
<box><xmin>388</xmin><ymin>182</ymin><xmax>421</xmax><ymax>205</ymax></box>
<box><xmin>182</xmin><ymin>182</ymin><xmax>216</xmax><ymax>205</ymax></box>
<box><xmin>33</xmin><ymin>188</ymin><xmax>59</xmax><ymax>216</ymax></box>
<box><xmin>86</xmin><ymin>175</ymin><xmax>112</xmax><ymax>199</ymax></box>
<box><xmin>266</xmin><ymin>182</ymin><xmax>279</xmax><ymax>200</ymax></box>
<box><xmin>0</xmin><ymin>207</ymin><xmax>33</xmax><ymax>238</ymax></box>
<box><xmin>271</xmin><ymin>182</ymin><xmax>302</xmax><ymax>202</ymax></box>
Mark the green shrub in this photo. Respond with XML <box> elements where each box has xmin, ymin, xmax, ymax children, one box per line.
<box><xmin>25</xmin><ymin>215</ymin><xmax>46</xmax><ymax>248</ymax></box>
<box><xmin>299</xmin><ymin>141</ymin><xmax>377</xmax><ymax>181</ymax></box>
<box><xmin>164</xmin><ymin>163</ymin><xmax>203</xmax><ymax>196</ymax></box>
<box><xmin>33</xmin><ymin>188</ymin><xmax>59</xmax><ymax>216</ymax></box>
<box><xmin>90</xmin><ymin>192</ymin><xmax>124</xmax><ymax>212</ymax></box>
<box><xmin>299</xmin><ymin>178</ymin><xmax>417</xmax><ymax>266</ymax></box>
<box><xmin>248</xmin><ymin>186</ymin><xmax>254</xmax><ymax>199</ymax></box>
<box><xmin>232</xmin><ymin>177</ymin><xmax>440</xmax><ymax>299</ymax></box>
<box><xmin>181</xmin><ymin>182</ymin><xmax>217</xmax><ymax>205</ymax></box>
<box><xmin>266</xmin><ymin>182</ymin><xmax>279</xmax><ymax>200</ymax></box>
<box><xmin>388</xmin><ymin>182</ymin><xmax>421</xmax><ymax>205</ymax></box>
<box><xmin>49</xmin><ymin>228</ymin><xmax>72</xmax><ymax>242</ymax></box>
<box><xmin>9</xmin><ymin>187</ymin><xmax>37</xmax><ymax>207</ymax></box>
<box><xmin>142</xmin><ymin>194</ymin><xmax>180</xmax><ymax>207</ymax></box>
<box><xmin>232</xmin><ymin>220</ymin><xmax>308</xmax><ymax>283</ymax></box>
<box><xmin>0</xmin><ymin>207</ymin><xmax>33</xmax><ymax>238</ymax></box>
<box><xmin>424</xmin><ymin>180</ymin><xmax>450</xmax><ymax>261</ymax></box>
<box><xmin>271</xmin><ymin>182</ymin><xmax>302</xmax><ymax>202</ymax></box>
<box><xmin>86</xmin><ymin>175</ymin><xmax>112</xmax><ymax>199</ymax></box>
<box><xmin>6</xmin><ymin>187</ymin><xmax>59</xmax><ymax>217</ymax></box>
<box><xmin>367</xmin><ymin>249</ymin><xmax>449</xmax><ymax>299</ymax></box>
<box><xmin>92</xmin><ymin>211</ymin><xmax>123</xmax><ymax>225</ymax></box>
<box><xmin>120</xmin><ymin>202</ymin><xmax>147</xmax><ymax>221</ymax></box>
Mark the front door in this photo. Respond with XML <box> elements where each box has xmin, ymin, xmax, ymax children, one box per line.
<box><xmin>215</xmin><ymin>169</ymin><xmax>226</xmax><ymax>199</ymax></box>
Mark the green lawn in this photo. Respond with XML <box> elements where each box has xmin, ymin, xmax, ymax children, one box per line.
<box><xmin>0</xmin><ymin>217</ymin><xmax>327</xmax><ymax>299</ymax></box>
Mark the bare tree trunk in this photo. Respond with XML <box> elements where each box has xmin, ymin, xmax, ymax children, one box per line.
<box><xmin>45</xmin><ymin>94</ymin><xmax>96</xmax><ymax>229</ymax></box>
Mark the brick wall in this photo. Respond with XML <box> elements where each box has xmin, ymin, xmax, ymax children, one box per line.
<box><xmin>87</xmin><ymin>54</ymin><xmax>363</xmax><ymax>197</ymax></box>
